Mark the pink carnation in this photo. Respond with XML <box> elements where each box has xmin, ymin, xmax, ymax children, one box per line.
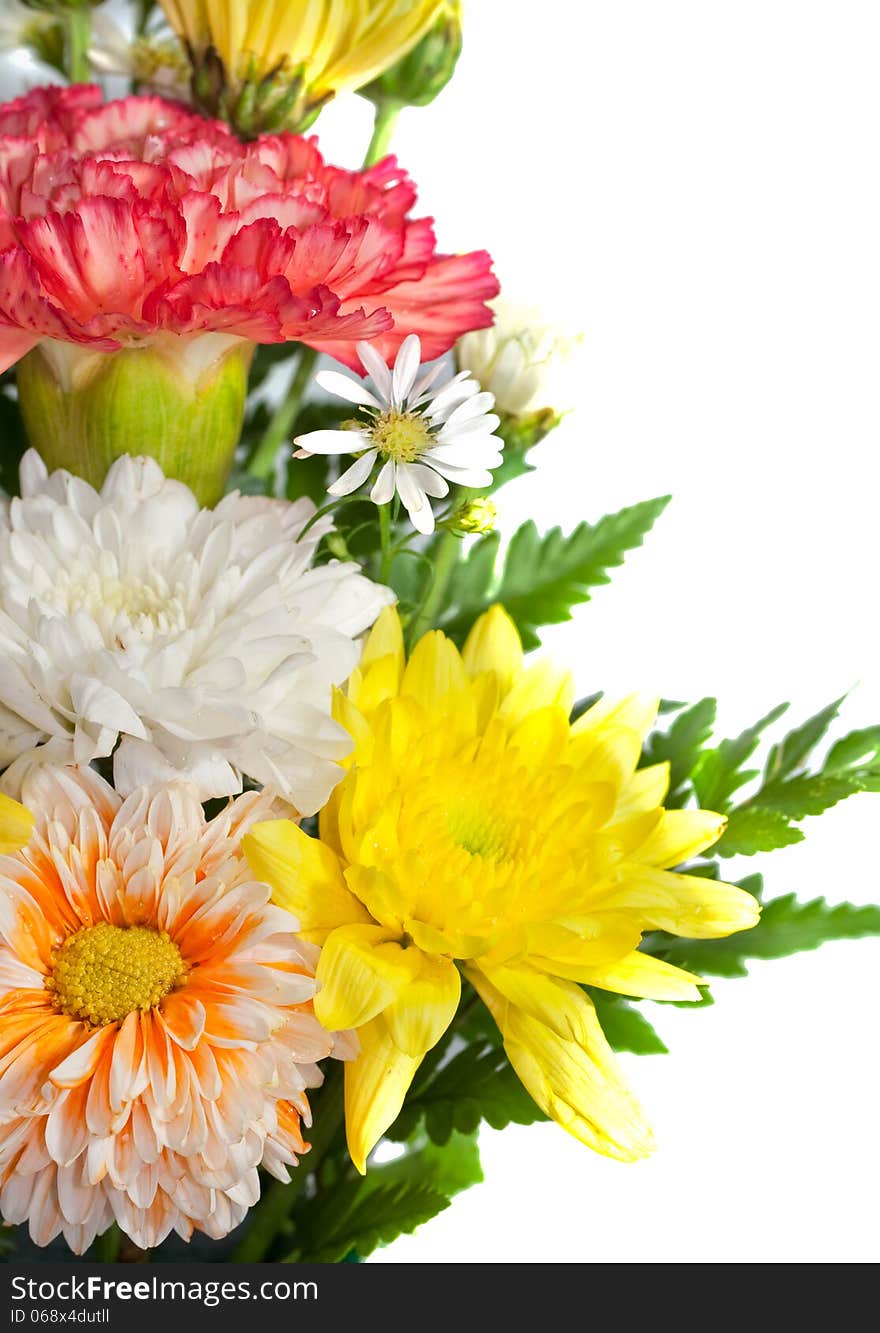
<box><xmin>0</xmin><ymin>86</ymin><xmax>497</xmax><ymax>374</ymax></box>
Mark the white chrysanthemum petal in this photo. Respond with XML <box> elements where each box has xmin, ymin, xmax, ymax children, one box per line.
<box><xmin>0</xmin><ymin>451</ymin><xmax>392</xmax><ymax>809</ymax></box>
<box><xmin>316</xmin><ymin>370</ymin><xmax>382</xmax><ymax>410</ymax></box>
<box><xmin>327</xmin><ymin>449</ymin><xmax>378</xmax><ymax>496</ymax></box>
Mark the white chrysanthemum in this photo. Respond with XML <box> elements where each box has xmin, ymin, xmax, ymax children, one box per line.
<box><xmin>0</xmin><ymin>2</ymin><xmax>53</xmax><ymax>50</ymax></box>
<box><xmin>294</xmin><ymin>334</ymin><xmax>503</xmax><ymax>535</ymax></box>
<box><xmin>457</xmin><ymin>300</ymin><xmax>583</xmax><ymax>417</ymax></box>
<box><xmin>0</xmin><ymin>451</ymin><xmax>393</xmax><ymax>812</ymax></box>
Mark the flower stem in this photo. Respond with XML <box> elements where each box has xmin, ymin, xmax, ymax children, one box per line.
<box><xmin>364</xmin><ymin>101</ymin><xmax>402</xmax><ymax>167</ymax></box>
<box><xmin>249</xmin><ymin>346</ymin><xmax>319</xmax><ymax>484</ymax></box>
<box><xmin>65</xmin><ymin>5</ymin><xmax>92</xmax><ymax>84</ymax></box>
<box><xmin>407</xmin><ymin>515</ymin><xmax>465</xmax><ymax>646</ymax></box>
<box><xmin>379</xmin><ymin>503</ymin><xmax>393</xmax><ymax>582</ymax></box>
<box><xmin>231</xmin><ymin>1065</ymin><xmax>345</xmax><ymax>1263</ymax></box>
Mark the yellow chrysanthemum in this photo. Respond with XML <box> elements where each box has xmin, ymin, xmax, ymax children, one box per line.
<box><xmin>160</xmin><ymin>0</ymin><xmax>446</xmax><ymax>131</ymax></box>
<box><xmin>245</xmin><ymin>606</ymin><xmax>760</xmax><ymax>1172</ymax></box>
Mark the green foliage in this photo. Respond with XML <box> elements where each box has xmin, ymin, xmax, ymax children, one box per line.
<box><xmin>387</xmin><ymin>1040</ymin><xmax>547</xmax><ymax>1146</ymax></box>
<box><xmin>589</xmin><ymin>991</ymin><xmax>668</xmax><ymax>1054</ymax></box>
<box><xmin>654</xmin><ymin>889</ymin><xmax>880</xmax><ymax>979</ymax></box>
<box><xmin>288</xmin><ymin>1132</ymin><xmax>482</xmax><ymax>1264</ymax></box>
<box><xmin>714</xmin><ymin>807</ymin><xmax>805</xmax><ymax>856</ymax></box>
<box><xmin>691</xmin><ymin>704</ymin><xmax>789</xmax><ymax>811</ymax></box>
<box><xmin>438</xmin><ymin>496</ymin><xmax>671</xmax><ymax>649</ymax></box>
<box><xmin>763</xmin><ymin>697</ymin><xmax>845</xmax><ymax>782</ymax></box>
<box><xmin>641</xmin><ymin>697</ymin><xmax>717</xmax><ymax>807</ymax></box>
<box><xmin>0</xmin><ymin>382</ymin><xmax>27</xmax><ymax>498</ymax></box>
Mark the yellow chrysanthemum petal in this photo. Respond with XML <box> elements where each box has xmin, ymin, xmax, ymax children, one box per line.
<box><xmin>475</xmin><ymin>963</ymin><xmax>599</xmax><ymax>1045</ymax></box>
<box><xmin>360</xmin><ymin>604</ymin><xmax>405</xmax><ymax>675</ymax></box>
<box><xmin>522</xmin><ymin>916</ymin><xmax>643</xmax><ymax>971</ymax></box>
<box><xmin>630</xmin><ymin>808</ymin><xmax>727</xmax><ymax>869</ymax></box>
<box><xmin>508</xmin><ymin>706</ymin><xmax>571</xmax><ymax>766</ymax></box>
<box><xmin>567</xmin><ymin>950</ymin><xmax>705</xmax><ymax>1001</ymax></box>
<box><xmin>571</xmin><ymin>693</ymin><xmax>660</xmax><ymax>744</ymax></box>
<box><xmin>243</xmin><ymin>819</ymin><xmax>369</xmax><ymax>943</ymax></box>
<box><xmin>344</xmin><ymin>1014</ymin><xmax>422</xmax><ymax>1174</ymax></box>
<box><xmin>401</xmin><ymin>629</ymin><xmax>471</xmax><ymax>715</ymax></box>
<box><xmin>613</xmin><ymin>762</ymin><xmax>671</xmax><ymax>818</ymax></box>
<box><xmin>462</xmin><ymin>604</ymin><xmax>523</xmax><ymax>694</ymax></box>
<box><xmin>467</xmin><ymin>966</ymin><xmax>654</xmax><ymax>1162</ymax></box>
<box><xmin>596</xmin><ymin>867</ymin><xmax>761</xmax><ymax>938</ymax></box>
<box><xmin>498</xmin><ymin>659</ymin><xmax>575</xmax><ymax>728</ymax></box>
<box><xmin>315</xmin><ymin>923</ymin><xmax>420</xmax><ymax>1032</ymax></box>
<box><xmin>0</xmin><ymin>792</ymin><xmax>34</xmax><ymax>855</ymax></box>
<box><xmin>385</xmin><ymin>954</ymin><xmax>460</xmax><ymax>1058</ymax></box>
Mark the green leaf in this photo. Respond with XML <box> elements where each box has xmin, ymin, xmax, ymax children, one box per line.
<box><xmin>657</xmin><ymin>894</ymin><xmax>880</xmax><ymax>978</ymax></box>
<box><xmin>691</xmin><ymin>703</ymin><xmax>789</xmax><ymax>811</ymax></box>
<box><xmin>641</xmin><ymin>697</ymin><xmax>717</xmax><ymax>806</ymax></box>
<box><xmin>291</xmin><ymin>1132</ymin><xmax>482</xmax><ymax>1263</ymax></box>
<box><xmin>764</xmin><ymin>696</ymin><xmax>846</xmax><ymax>782</ymax></box>
<box><xmin>713</xmin><ymin>806</ymin><xmax>805</xmax><ymax>856</ymax></box>
<box><xmin>439</xmin><ymin>496</ymin><xmax>671</xmax><ymax>649</ymax></box>
<box><xmin>387</xmin><ymin>1041</ymin><xmax>546</xmax><ymax>1145</ymax></box>
<box><xmin>749</xmin><ymin>772</ymin><xmax>863</xmax><ymax>820</ymax></box>
<box><xmin>589</xmin><ymin>991</ymin><xmax>668</xmax><ymax>1054</ymax></box>
<box><xmin>824</xmin><ymin>726</ymin><xmax>880</xmax><ymax>775</ymax></box>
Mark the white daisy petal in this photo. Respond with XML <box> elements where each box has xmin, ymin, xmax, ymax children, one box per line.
<box><xmin>443</xmin><ymin>392</ymin><xmax>497</xmax><ymax>427</ymax></box>
<box><xmin>315</xmin><ymin>371</ymin><xmax>382</xmax><ymax>410</ymax></box>
<box><xmin>405</xmin><ymin>463</ymin><xmax>450</xmax><ymax>499</ymax></box>
<box><xmin>426</xmin><ymin>374</ymin><xmax>481</xmax><ymax>421</ymax></box>
<box><xmin>370</xmin><ymin>459</ymin><xmax>397</xmax><ymax>505</ymax></box>
<box><xmin>397</xmin><ymin>469</ymin><xmax>436</xmax><ymax>535</ymax></box>
<box><xmin>292</xmin><ymin>429</ymin><xmax>366</xmax><ymax>456</ymax></box>
<box><xmin>423</xmin><ymin>441</ymin><xmax>503</xmax><ymax>467</ymax></box>
<box><xmin>425</xmin><ymin>461</ymin><xmax>496</xmax><ymax>488</ymax></box>
<box><xmin>327</xmin><ymin>449</ymin><xmax>378</xmax><ymax>496</ymax></box>
<box><xmin>392</xmin><ymin>334</ymin><xmax>422</xmax><ymax>407</ymax></box>
<box><xmin>356</xmin><ymin>342</ymin><xmax>393</xmax><ymax>403</ymax></box>
<box><xmin>410</xmin><ymin>359</ymin><xmax>447</xmax><ymax>404</ymax></box>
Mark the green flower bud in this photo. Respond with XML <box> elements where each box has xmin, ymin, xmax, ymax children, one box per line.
<box><xmin>362</xmin><ymin>2</ymin><xmax>463</xmax><ymax>110</ymax></box>
<box><xmin>16</xmin><ymin>335</ymin><xmax>255</xmax><ymax>507</ymax></box>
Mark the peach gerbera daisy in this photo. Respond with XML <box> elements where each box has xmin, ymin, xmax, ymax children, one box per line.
<box><xmin>0</xmin><ymin>766</ymin><xmax>347</xmax><ymax>1254</ymax></box>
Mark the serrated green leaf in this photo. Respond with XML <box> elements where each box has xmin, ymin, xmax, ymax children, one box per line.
<box><xmin>289</xmin><ymin>1132</ymin><xmax>483</xmax><ymax>1262</ymax></box>
<box><xmin>439</xmin><ymin>497</ymin><xmax>670</xmax><ymax>649</ymax></box>
<box><xmin>641</xmin><ymin>697</ymin><xmax>717</xmax><ymax>806</ymax></box>
<box><xmin>691</xmin><ymin>703</ymin><xmax>789</xmax><ymax>811</ymax></box>
<box><xmin>589</xmin><ymin>991</ymin><xmax>668</xmax><ymax>1054</ymax></box>
<box><xmin>764</xmin><ymin>696</ymin><xmax>846</xmax><ymax>782</ymax></box>
<box><xmin>387</xmin><ymin>1042</ymin><xmax>546</xmax><ymax>1145</ymax></box>
<box><xmin>292</xmin><ymin>1178</ymin><xmax>450</xmax><ymax>1264</ymax></box>
<box><xmin>749</xmin><ymin>772</ymin><xmax>863</xmax><ymax>819</ymax></box>
<box><xmin>714</xmin><ymin>806</ymin><xmax>804</xmax><ymax>856</ymax></box>
<box><xmin>824</xmin><ymin>726</ymin><xmax>880</xmax><ymax>775</ymax></box>
<box><xmin>656</xmin><ymin>894</ymin><xmax>880</xmax><ymax>978</ymax></box>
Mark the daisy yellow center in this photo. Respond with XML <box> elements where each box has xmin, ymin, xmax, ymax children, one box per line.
<box><xmin>48</xmin><ymin>923</ymin><xmax>186</xmax><ymax>1026</ymax></box>
<box><xmin>370</xmin><ymin>410</ymin><xmax>431</xmax><ymax>463</ymax></box>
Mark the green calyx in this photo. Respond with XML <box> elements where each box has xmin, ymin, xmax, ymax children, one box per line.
<box><xmin>17</xmin><ymin>335</ymin><xmax>255</xmax><ymax>507</ymax></box>
<box><xmin>362</xmin><ymin>8</ymin><xmax>463</xmax><ymax>111</ymax></box>
<box><xmin>189</xmin><ymin>47</ymin><xmax>332</xmax><ymax>138</ymax></box>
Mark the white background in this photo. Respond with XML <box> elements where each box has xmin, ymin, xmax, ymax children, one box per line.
<box><xmin>3</xmin><ymin>0</ymin><xmax>879</xmax><ymax>1264</ymax></box>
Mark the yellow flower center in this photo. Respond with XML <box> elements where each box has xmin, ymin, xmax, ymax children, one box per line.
<box><xmin>446</xmin><ymin>802</ymin><xmax>511</xmax><ymax>861</ymax></box>
<box><xmin>48</xmin><ymin>923</ymin><xmax>186</xmax><ymax>1026</ymax></box>
<box><xmin>370</xmin><ymin>410</ymin><xmax>431</xmax><ymax>463</ymax></box>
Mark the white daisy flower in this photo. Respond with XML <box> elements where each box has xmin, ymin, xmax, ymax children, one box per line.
<box><xmin>294</xmin><ymin>334</ymin><xmax>503</xmax><ymax>535</ymax></box>
<box><xmin>0</xmin><ymin>450</ymin><xmax>393</xmax><ymax>813</ymax></box>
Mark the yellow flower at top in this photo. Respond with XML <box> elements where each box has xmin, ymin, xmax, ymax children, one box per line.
<box><xmin>245</xmin><ymin>606</ymin><xmax>760</xmax><ymax>1172</ymax></box>
<box><xmin>161</xmin><ymin>0</ymin><xmax>446</xmax><ymax>130</ymax></box>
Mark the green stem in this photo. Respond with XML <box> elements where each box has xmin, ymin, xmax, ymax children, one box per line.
<box><xmin>379</xmin><ymin>502</ymin><xmax>393</xmax><ymax>582</ymax></box>
<box><xmin>248</xmin><ymin>347</ymin><xmax>319</xmax><ymax>483</ymax></box>
<box><xmin>232</xmin><ymin>1066</ymin><xmax>345</xmax><ymax>1263</ymax></box>
<box><xmin>363</xmin><ymin>101</ymin><xmax>402</xmax><ymax>167</ymax></box>
<box><xmin>94</xmin><ymin>1223</ymin><xmax>121</xmax><ymax>1263</ymax></box>
<box><xmin>65</xmin><ymin>5</ymin><xmax>92</xmax><ymax>84</ymax></box>
<box><xmin>407</xmin><ymin>513</ymin><xmax>466</xmax><ymax>646</ymax></box>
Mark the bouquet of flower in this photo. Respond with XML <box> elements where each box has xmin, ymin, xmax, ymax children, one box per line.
<box><xmin>0</xmin><ymin>0</ymin><xmax>876</xmax><ymax>1266</ymax></box>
